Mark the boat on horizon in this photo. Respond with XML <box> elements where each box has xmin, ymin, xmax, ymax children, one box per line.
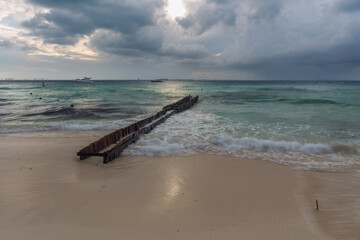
<box><xmin>74</xmin><ymin>77</ymin><xmax>94</xmax><ymax>84</ymax></box>
<box><xmin>151</xmin><ymin>78</ymin><xmax>168</xmax><ymax>82</ymax></box>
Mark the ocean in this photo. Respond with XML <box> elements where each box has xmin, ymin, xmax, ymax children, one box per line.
<box><xmin>1</xmin><ymin>80</ymin><xmax>359</xmax><ymax>172</ymax></box>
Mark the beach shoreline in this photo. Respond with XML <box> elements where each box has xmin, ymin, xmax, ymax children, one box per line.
<box><xmin>0</xmin><ymin>130</ymin><xmax>358</xmax><ymax>239</ymax></box>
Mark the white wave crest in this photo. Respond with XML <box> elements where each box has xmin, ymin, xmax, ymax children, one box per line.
<box><xmin>124</xmin><ymin>137</ymin><xmax>187</xmax><ymax>157</ymax></box>
<box><xmin>2</xmin><ymin>109</ymin><xmax>358</xmax><ymax>172</ymax></box>
<box><xmin>211</xmin><ymin>135</ymin><xmax>332</xmax><ymax>154</ymax></box>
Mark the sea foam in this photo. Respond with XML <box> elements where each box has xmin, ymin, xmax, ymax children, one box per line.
<box><xmin>123</xmin><ymin>109</ymin><xmax>360</xmax><ymax>172</ymax></box>
<box><xmin>211</xmin><ymin>135</ymin><xmax>332</xmax><ymax>154</ymax></box>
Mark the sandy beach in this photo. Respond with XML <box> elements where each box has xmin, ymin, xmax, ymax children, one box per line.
<box><xmin>0</xmin><ymin>130</ymin><xmax>359</xmax><ymax>239</ymax></box>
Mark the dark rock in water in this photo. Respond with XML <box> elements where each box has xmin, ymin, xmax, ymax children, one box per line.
<box><xmin>39</xmin><ymin>97</ymin><xmax>42</xmax><ymax>99</ymax></box>
<box><xmin>30</xmin><ymin>93</ymin><xmax>32</xmax><ymax>95</ymax></box>
<box><xmin>56</xmin><ymin>99</ymin><xmax>59</xmax><ymax>101</ymax></box>
<box><xmin>70</xmin><ymin>104</ymin><xmax>74</xmax><ymax>107</ymax></box>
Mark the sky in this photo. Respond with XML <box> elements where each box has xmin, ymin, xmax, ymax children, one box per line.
<box><xmin>0</xmin><ymin>0</ymin><xmax>360</xmax><ymax>80</ymax></box>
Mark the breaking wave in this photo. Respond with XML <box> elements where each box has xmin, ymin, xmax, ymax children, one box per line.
<box><xmin>123</xmin><ymin>110</ymin><xmax>360</xmax><ymax>172</ymax></box>
<box><xmin>210</xmin><ymin>135</ymin><xmax>332</xmax><ymax>154</ymax></box>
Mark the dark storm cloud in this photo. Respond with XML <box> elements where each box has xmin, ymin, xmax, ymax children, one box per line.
<box><xmin>207</xmin><ymin>0</ymin><xmax>230</xmax><ymax>4</ymax></box>
<box><xmin>229</xmin><ymin>40</ymin><xmax>360</xmax><ymax>79</ymax></box>
<box><xmin>176</xmin><ymin>0</ymin><xmax>282</xmax><ymax>35</ymax></box>
<box><xmin>160</xmin><ymin>44</ymin><xmax>211</xmax><ymax>59</ymax></box>
<box><xmin>176</xmin><ymin>15</ymin><xmax>194</xmax><ymax>29</ymax></box>
<box><xmin>196</xmin><ymin>5</ymin><xmax>236</xmax><ymax>30</ymax></box>
<box><xmin>207</xmin><ymin>0</ymin><xmax>360</xmax><ymax>79</ymax></box>
<box><xmin>28</xmin><ymin>0</ymin><xmax>97</xmax><ymax>8</ymax></box>
<box><xmin>91</xmin><ymin>28</ymin><xmax>163</xmax><ymax>57</ymax></box>
<box><xmin>22</xmin><ymin>0</ymin><xmax>161</xmax><ymax>45</ymax></box>
<box><xmin>24</xmin><ymin>0</ymin><xmax>214</xmax><ymax>59</ymax></box>
<box><xmin>91</xmin><ymin>29</ymin><xmax>210</xmax><ymax>59</ymax></box>
<box><xmin>176</xmin><ymin>0</ymin><xmax>236</xmax><ymax>34</ymax></box>
<box><xmin>247</xmin><ymin>0</ymin><xmax>283</xmax><ymax>23</ymax></box>
<box><xmin>335</xmin><ymin>0</ymin><xmax>360</xmax><ymax>12</ymax></box>
<box><xmin>22</xmin><ymin>12</ymin><xmax>91</xmax><ymax>44</ymax></box>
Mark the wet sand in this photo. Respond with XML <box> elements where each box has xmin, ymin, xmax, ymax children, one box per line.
<box><xmin>0</xmin><ymin>130</ymin><xmax>358</xmax><ymax>239</ymax></box>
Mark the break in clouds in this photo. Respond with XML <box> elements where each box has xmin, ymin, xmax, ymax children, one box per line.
<box><xmin>1</xmin><ymin>0</ymin><xmax>360</xmax><ymax>79</ymax></box>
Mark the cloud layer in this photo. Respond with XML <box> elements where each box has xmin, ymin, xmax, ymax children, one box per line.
<box><xmin>1</xmin><ymin>0</ymin><xmax>360</xmax><ymax>79</ymax></box>
<box><xmin>22</xmin><ymin>0</ymin><xmax>160</xmax><ymax>45</ymax></box>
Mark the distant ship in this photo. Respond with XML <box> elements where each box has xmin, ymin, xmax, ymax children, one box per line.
<box><xmin>74</xmin><ymin>77</ymin><xmax>94</xmax><ymax>83</ymax></box>
<box><xmin>151</xmin><ymin>78</ymin><xmax>168</xmax><ymax>82</ymax></box>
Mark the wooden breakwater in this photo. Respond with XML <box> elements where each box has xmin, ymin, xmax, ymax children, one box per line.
<box><xmin>77</xmin><ymin>95</ymin><xmax>198</xmax><ymax>163</ymax></box>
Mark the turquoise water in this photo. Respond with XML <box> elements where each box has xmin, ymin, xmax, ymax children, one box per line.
<box><xmin>1</xmin><ymin>80</ymin><xmax>359</xmax><ymax>171</ymax></box>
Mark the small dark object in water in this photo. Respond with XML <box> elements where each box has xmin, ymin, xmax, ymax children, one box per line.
<box><xmin>42</xmin><ymin>81</ymin><xmax>45</xmax><ymax>87</ymax></box>
<box><xmin>56</xmin><ymin>99</ymin><xmax>59</xmax><ymax>101</ymax></box>
<box><xmin>316</xmin><ymin>199</ymin><xmax>319</xmax><ymax>210</ymax></box>
<box><xmin>39</xmin><ymin>97</ymin><xmax>42</xmax><ymax>99</ymax></box>
<box><xmin>70</xmin><ymin>104</ymin><xmax>74</xmax><ymax>107</ymax></box>
<box><xmin>30</xmin><ymin>93</ymin><xmax>32</xmax><ymax>95</ymax></box>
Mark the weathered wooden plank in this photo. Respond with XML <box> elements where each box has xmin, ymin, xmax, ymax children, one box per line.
<box><xmin>163</xmin><ymin>95</ymin><xmax>191</xmax><ymax>111</ymax></box>
<box><xmin>104</xmin><ymin>133</ymin><xmax>140</xmax><ymax>163</ymax></box>
<box><xmin>77</xmin><ymin>130</ymin><xmax>124</xmax><ymax>159</ymax></box>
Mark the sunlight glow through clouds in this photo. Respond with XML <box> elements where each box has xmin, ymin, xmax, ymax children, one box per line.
<box><xmin>29</xmin><ymin>36</ymin><xmax>98</xmax><ymax>61</ymax></box>
<box><xmin>0</xmin><ymin>0</ymin><xmax>97</xmax><ymax>61</ymax></box>
<box><xmin>166</xmin><ymin>0</ymin><xmax>186</xmax><ymax>19</ymax></box>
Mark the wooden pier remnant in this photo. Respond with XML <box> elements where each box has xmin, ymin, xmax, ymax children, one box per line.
<box><xmin>77</xmin><ymin>95</ymin><xmax>198</xmax><ymax>164</ymax></box>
